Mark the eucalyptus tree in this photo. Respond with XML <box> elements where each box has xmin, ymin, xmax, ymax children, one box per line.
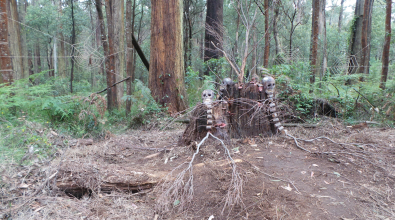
<box><xmin>149</xmin><ymin>0</ymin><xmax>187</xmax><ymax>113</ymax></box>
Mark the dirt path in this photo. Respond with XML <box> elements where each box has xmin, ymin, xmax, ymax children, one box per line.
<box><xmin>1</xmin><ymin>121</ymin><xmax>394</xmax><ymax>219</ymax></box>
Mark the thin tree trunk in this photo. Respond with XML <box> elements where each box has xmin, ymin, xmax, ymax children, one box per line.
<box><xmin>263</xmin><ymin>0</ymin><xmax>270</xmax><ymax>67</ymax></box>
<box><xmin>126</xmin><ymin>0</ymin><xmax>136</xmax><ymax>116</ymax></box>
<box><xmin>183</xmin><ymin>0</ymin><xmax>190</xmax><ymax>72</ymax></box>
<box><xmin>113</xmin><ymin>0</ymin><xmax>125</xmax><ymax>107</ymax></box>
<box><xmin>0</xmin><ymin>0</ymin><xmax>13</xmax><ymax>84</ymax></box>
<box><xmin>310</xmin><ymin>0</ymin><xmax>320</xmax><ymax>87</ymax></box>
<box><xmin>104</xmin><ymin>0</ymin><xmax>118</xmax><ymax>110</ymax></box>
<box><xmin>58</xmin><ymin>0</ymin><xmax>66</xmax><ymax>78</ymax></box>
<box><xmin>319</xmin><ymin>0</ymin><xmax>327</xmax><ymax>80</ymax></box>
<box><xmin>273</xmin><ymin>5</ymin><xmax>280</xmax><ymax>56</ymax></box>
<box><xmin>34</xmin><ymin>41</ymin><xmax>41</xmax><ymax>74</ymax></box>
<box><xmin>19</xmin><ymin>0</ymin><xmax>29</xmax><ymax>79</ymax></box>
<box><xmin>70</xmin><ymin>0</ymin><xmax>75</xmax><ymax>93</ymax></box>
<box><xmin>231</xmin><ymin>3</ymin><xmax>240</xmax><ymax>77</ymax></box>
<box><xmin>251</xmin><ymin>26</ymin><xmax>257</xmax><ymax>77</ymax></box>
<box><xmin>338</xmin><ymin>0</ymin><xmax>345</xmax><ymax>32</ymax></box>
<box><xmin>359</xmin><ymin>0</ymin><xmax>370</xmax><ymax>75</ymax></box>
<box><xmin>6</xmin><ymin>0</ymin><xmax>23</xmax><ymax>80</ymax></box>
<box><xmin>89</xmin><ymin>2</ymin><xmax>95</xmax><ymax>88</ymax></box>
<box><xmin>149</xmin><ymin>0</ymin><xmax>187</xmax><ymax>114</ymax></box>
<box><xmin>379</xmin><ymin>0</ymin><xmax>391</xmax><ymax>89</ymax></box>
<box><xmin>204</xmin><ymin>0</ymin><xmax>224</xmax><ymax>75</ymax></box>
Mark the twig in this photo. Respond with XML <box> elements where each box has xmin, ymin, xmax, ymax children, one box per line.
<box><xmin>95</xmin><ymin>77</ymin><xmax>131</xmax><ymax>94</ymax></box>
<box><xmin>249</xmin><ymin>164</ymin><xmax>301</xmax><ymax>194</ymax></box>
<box><xmin>31</xmin><ymin>171</ymin><xmax>58</xmax><ymax>197</ymax></box>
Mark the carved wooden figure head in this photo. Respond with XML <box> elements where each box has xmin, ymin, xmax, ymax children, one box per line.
<box><xmin>202</xmin><ymin>89</ymin><xmax>215</xmax><ymax>104</ymax></box>
<box><xmin>262</xmin><ymin>76</ymin><xmax>275</xmax><ymax>95</ymax></box>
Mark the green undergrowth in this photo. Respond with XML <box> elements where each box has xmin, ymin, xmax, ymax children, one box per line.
<box><xmin>0</xmin><ymin>73</ymin><xmax>165</xmax><ymax>164</ymax></box>
<box><xmin>271</xmin><ymin>62</ymin><xmax>395</xmax><ymax>126</ymax></box>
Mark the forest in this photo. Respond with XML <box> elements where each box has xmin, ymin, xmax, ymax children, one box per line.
<box><xmin>0</xmin><ymin>0</ymin><xmax>395</xmax><ymax>219</ymax></box>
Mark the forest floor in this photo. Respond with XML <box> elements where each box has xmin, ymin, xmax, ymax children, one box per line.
<box><xmin>1</xmin><ymin>118</ymin><xmax>395</xmax><ymax>220</ymax></box>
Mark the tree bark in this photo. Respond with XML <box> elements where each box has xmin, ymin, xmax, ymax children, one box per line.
<box><xmin>273</xmin><ymin>5</ymin><xmax>280</xmax><ymax>56</ymax></box>
<box><xmin>113</xmin><ymin>0</ymin><xmax>125</xmax><ymax>106</ymax></box>
<box><xmin>379</xmin><ymin>0</ymin><xmax>391</xmax><ymax>89</ymax></box>
<box><xmin>34</xmin><ymin>40</ymin><xmax>41</xmax><ymax>74</ymax></box>
<box><xmin>126</xmin><ymin>0</ymin><xmax>136</xmax><ymax>116</ymax></box>
<box><xmin>18</xmin><ymin>0</ymin><xmax>28</xmax><ymax>79</ymax></box>
<box><xmin>263</xmin><ymin>0</ymin><xmax>270</xmax><ymax>67</ymax></box>
<box><xmin>319</xmin><ymin>0</ymin><xmax>327</xmax><ymax>80</ymax></box>
<box><xmin>70</xmin><ymin>0</ymin><xmax>75</xmax><ymax>93</ymax></box>
<box><xmin>204</xmin><ymin>0</ymin><xmax>223</xmax><ymax>63</ymax></box>
<box><xmin>349</xmin><ymin>0</ymin><xmax>374</xmax><ymax>75</ymax></box>
<box><xmin>104</xmin><ymin>0</ymin><xmax>118</xmax><ymax>110</ymax></box>
<box><xmin>338</xmin><ymin>0</ymin><xmax>345</xmax><ymax>32</ymax></box>
<box><xmin>359</xmin><ymin>0</ymin><xmax>370</xmax><ymax>75</ymax></box>
<box><xmin>310</xmin><ymin>0</ymin><xmax>320</xmax><ymax>87</ymax></box>
<box><xmin>58</xmin><ymin>0</ymin><xmax>66</xmax><ymax>78</ymax></box>
<box><xmin>149</xmin><ymin>0</ymin><xmax>187</xmax><ymax>114</ymax></box>
<box><xmin>6</xmin><ymin>0</ymin><xmax>23</xmax><ymax>80</ymax></box>
<box><xmin>95</xmin><ymin>0</ymin><xmax>117</xmax><ymax>111</ymax></box>
<box><xmin>0</xmin><ymin>0</ymin><xmax>13</xmax><ymax>84</ymax></box>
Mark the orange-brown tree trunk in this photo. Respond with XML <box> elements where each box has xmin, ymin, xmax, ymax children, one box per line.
<box><xmin>203</xmin><ymin>0</ymin><xmax>223</xmax><ymax>76</ymax></box>
<box><xmin>263</xmin><ymin>0</ymin><xmax>270</xmax><ymax>67</ymax></box>
<box><xmin>310</xmin><ymin>0</ymin><xmax>320</xmax><ymax>86</ymax></box>
<box><xmin>149</xmin><ymin>0</ymin><xmax>187</xmax><ymax>114</ymax></box>
<box><xmin>126</xmin><ymin>0</ymin><xmax>136</xmax><ymax>116</ymax></box>
<box><xmin>379</xmin><ymin>0</ymin><xmax>391</xmax><ymax>89</ymax></box>
<box><xmin>0</xmin><ymin>0</ymin><xmax>13</xmax><ymax>84</ymax></box>
<box><xmin>95</xmin><ymin>0</ymin><xmax>117</xmax><ymax>111</ymax></box>
<box><xmin>6</xmin><ymin>0</ymin><xmax>23</xmax><ymax>79</ymax></box>
<box><xmin>113</xmin><ymin>0</ymin><xmax>125</xmax><ymax>106</ymax></box>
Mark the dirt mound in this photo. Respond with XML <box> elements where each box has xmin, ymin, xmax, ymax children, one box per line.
<box><xmin>1</xmin><ymin>120</ymin><xmax>394</xmax><ymax>219</ymax></box>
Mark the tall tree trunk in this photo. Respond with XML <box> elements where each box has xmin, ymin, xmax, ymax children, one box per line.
<box><xmin>113</xmin><ymin>0</ymin><xmax>125</xmax><ymax>107</ymax></box>
<box><xmin>338</xmin><ymin>0</ymin><xmax>345</xmax><ymax>32</ymax></box>
<box><xmin>359</xmin><ymin>0</ymin><xmax>370</xmax><ymax>75</ymax></box>
<box><xmin>70</xmin><ymin>0</ymin><xmax>75</xmax><ymax>93</ymax></box>
<box><xmin>6</xmin><ymin>0</ymin><xmax>23</xmax><ymax>80</ymax></box>
<box><xmin>34</xmin><ymin>41</ymin><xmax>41</xmax><ymax>74</ymax></box>
<box><xmin>263</xmin><ymin>0</ymin><xmax>270</xmax><ymax>67</ymax></box>
<box><xmin>204</xmin><ymin>0</ymin><xmax>223</xmax><ymax>66</ymax></box>
<box><xmin>58</xmin><ymin>0</ymin><xmax>66</xmax><ymax>78</ymax></box>
<box><xmin>319</xmin><ymin>0</ymin><xmax>327</xmax><ymax>80</ymax></box>
<box><xmin>149</xmin><ymin>0</ymin><xmax>187</xmax><ymax>114</ymax></box>
<box><xmin>251</xmin><ymin>26</ymin><xmax>257</xmax><ymax>77</ymax></box>
<box><xmin>273</xmin><ymin>5</ymin><xmax>280</xmax><ymax>56</ymax></box>
<box><xmin>103</xmin><ymin>0</ymin><xmax>118</xmax><ymax>110</ymax></box>
<box><xmin>183</xmin><ymin>0</ymin><xmax>190</xmax><ymax>72</ymax></box>
<box><xmin>19</xmin><ymin>0</ymin><xmax>28</xmax><ymax>79</ymax></box>
<box><xmin>0</xmin><ymin>0</ymin><xmax>13</xmax><ymax>84</ymax></box>
<box><xmin>379</xmin><ymin>0</ymin><xmax>391</xmax><ymax>89</ymax></box>
<box><xmin>310</xmin><ymin>0</ymin><xmax>320</xmax><ymax>87</ymax></box>
<box><xmin>231</xmin><ymin>3</ymin><xmax>240</xmax><ymax>78</ymax></box>
<box><xmin>349</xmin><ymin>0</ymin><xmax>374</xmax><ymax>75</ymax></box>
<box><xmin>126</xmin><ymin>0</ymin><xmax>136</xmax><ymax>116</ymax></box>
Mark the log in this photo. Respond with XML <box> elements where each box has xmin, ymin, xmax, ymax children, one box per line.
<box><xmin>56</xmin><ymin>162</ymin><xmax>163</xmax><ymax>198</ymax></box>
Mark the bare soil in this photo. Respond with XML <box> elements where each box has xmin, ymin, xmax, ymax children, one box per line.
<box><xmin>1</xmin><ymin>119</ymin><xmax>395</xmax><ymax>220</ymax></box>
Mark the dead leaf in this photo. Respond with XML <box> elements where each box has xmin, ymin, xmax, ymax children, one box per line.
<box><xmin>280</xmin><ymin>184</ymin><xmax>292</xmax><ymax>191</ymax></box>
<box><xmin>18</xmin><ymin>183</ymin><xmax>30</xmax><ymax>189</ymax></box>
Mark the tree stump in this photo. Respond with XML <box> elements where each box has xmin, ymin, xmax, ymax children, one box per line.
<box><xmin>179</xmin><ymin>82</ymin><xmax>283</xmax><ymax>145</ymax></box>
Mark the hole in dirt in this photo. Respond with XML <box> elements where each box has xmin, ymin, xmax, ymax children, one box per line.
<box><xmin>65</xmin><ymin>188</ymin><xmax>93</xmax><ymax>199</ymax></box>
<box><xmin>63</xmin><ymin>187</ymin><xmax>148</xmax><ymax>199</ymax></box>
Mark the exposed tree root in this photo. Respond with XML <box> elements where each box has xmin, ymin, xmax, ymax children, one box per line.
<box><xmin>155</xmin><ymin>132</ymin><xmax>244</xmax><ymax>215</ymax></box>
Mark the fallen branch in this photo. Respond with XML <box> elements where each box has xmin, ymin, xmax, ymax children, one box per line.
<box><xmin>95</xmin><ymin>77</ymin><xmax>131</xmax><ymax>94</ymax></box>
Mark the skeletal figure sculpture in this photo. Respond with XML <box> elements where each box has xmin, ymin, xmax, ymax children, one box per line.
<box><xmin>261</xmin><ymin>76</ymin><xmax>284</xmax><ymax>134</ymax></box>
<box><xmin>262</xmin><ymin>76</ymin><xmax>275</xmax><ymax>98</ymax></box>
<box><xmin>201</xmin><ymin>89</ymin><xmax>215</xmax><ymax>130</ymax></box>
<box><xmin>202</xmin><ymin>89</ymin><xmax>215</xmax><ymax>105</ymax></box>
<box><xmin>219</xmin><ymin>78</ymin><xmax>233</xmax><ymax>99</ymax></box>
